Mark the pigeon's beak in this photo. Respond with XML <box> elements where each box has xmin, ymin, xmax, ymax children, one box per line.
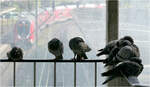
<box><xmin>79</xmin><ymin>42</ymin><xmax>91</xmax><ymax>52</ymax></box>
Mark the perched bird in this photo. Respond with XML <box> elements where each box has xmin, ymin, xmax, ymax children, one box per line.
<box><xmin>103</xmin><ymin>40</ymin><xmax>132</xmax><ymax>66</ymax></box>
<box><xmin>101</xmin><ymin>61</ymin><xmax>143</xmax><ymax>85</ymax></box>
<box><xmin>69</xmin><ymin>37</ymin><xmax>91</xmax><ymax>60</ymax></box>
<box><xmin>48</xmin><ymin>38</ymin><xmax>63</xmax><ymax>60</ymax></box>
<box><xmin>120</xmin><ymin>36</ymin><xmax>134</xmax><ymax>44</ymax></box>
<box><xmin>97</xmin><ymin>36</ymin><xmax>138</xmax><ymax>57</ymax></box>
<box><xmin>7</xmin><ymin>47</ymin><xmax>23</xmax><ymax>61</ymax></box>
<box><xmin>96</xmin><ymin>40</ymin><xmax>118</xmax><ymax>57</ymax></box>
<box><xmin>97</xmin><ymin>36</ymin><xmax>140</xmax><ymax>66</ymax></box>
<box><xmin>120</xmin><ymin>36</ymin><xmax>140</xmax><ymax>57</ymax></box>
<box><xmin>105</xmin><ymin>44</ymin><xmax>141</xmax><ymax>67</ymax></box>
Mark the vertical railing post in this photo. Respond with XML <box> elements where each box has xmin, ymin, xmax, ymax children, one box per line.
<box><xmin>95</xmin><ymin>62</ymin><xmax>97</xmax><ymax>87</ymax></box>
<box><xmin>74</xmin><ymin>62</ymin><xmax>76</xmax><ymax>87</ymax></box>
<box><xmin>54</xmin><ymin>62</ymin><xmax>56</xmax><ymax>87</ymax></box>
<box><xmin>34</xmin><ymin>62</ymin><xmax>36</xmax><ymax>87</ymax></box>
<box><xmin>13</xmin><ymin>62</ymin><xmax>16</xmax><ymax>87</ymax></box>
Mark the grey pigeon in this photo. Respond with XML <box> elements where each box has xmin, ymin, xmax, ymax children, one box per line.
<box><xmin>48</xmin><ymin>38</ymin><xmax>63</xmax><ymax>60</ymax></box>
<box><xmin>97</xmin><ymin>36</ymin><xmax>139</xmax><ymax>57</ymax></box>
<box><xmin>69</xmin><ymin>37</ymin><xmax>91</xmax><ymax>60</ymax></box>
<box><xmin>120</xmin><ymin>36</ymin><xmax>140</xmax><ymax>57</ymax></box>
<box><xmin>105</xmin><ymin>44</ymin><xmax>141</xmax><ymax>67</ymax></box>
<box><xmin>101</xmin><ymin>61</ymin><xmax>143</xmax><ymax>85</ymax></box>
<box><xmin>7</xmin><ymin>47</ymin><xmax>23</xmax><ymax>61</ymax></box>
<box><xmin>120</xmin><ymin>36</ymin><xmax>134</xmax><ymax>44</ymax></box>
<box><xmin>103</xmin><ymin>40</ymin><xmax>132</xmax><ymax>65</ymax></box>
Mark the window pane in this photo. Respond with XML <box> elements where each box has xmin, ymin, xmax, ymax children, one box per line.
<box><xmin>0</xmin><ymin>0</ymin><xmax>106</xmax><ymax>86</ymax></box>
<box><xmin>119</xmin><ymin>0</ymin><xmax>150</xmax><ymax>85</ymax></box>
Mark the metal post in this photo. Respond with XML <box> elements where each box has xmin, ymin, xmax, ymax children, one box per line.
<box><xmin>106</xmin><ymin>0</ymin><xmax>119</xmax><ymax>43</ymax></box>
<box><xmin>74</xmin><ymin>62</ymin><xmax>76</xmax><ymax>87</ymax></box>
<box><xmin>54</xmin><ymin>62</ymin><xmax>56</xmax><ymax>87</ymax></box>
<box><xmin>106</xmin><ymin>0</ymin><xmax>119</xmax><ymax>86</ymax></box>
<box><xmin>106</xmin><ymin>0</ymin><xmax>131</xmax><ymax>86</ymax></box>
<box><xmin>35</xmin><ymin>0</ymin><xmax>38</xmax><ymax>58</ymax></box>
<box><xmin>95</xmin><ymin>62</ymin><xmax>97</xmax><ymax>87</ymax></box>
<box><xmin>13</xmin><ymin>62</ymin><xmax>16</xmax><ymax>87</ymax></box>
<box><xmin>34</xmin><ymin>62</ymin><xmax>36</xmax><ymax>87</ymax></box>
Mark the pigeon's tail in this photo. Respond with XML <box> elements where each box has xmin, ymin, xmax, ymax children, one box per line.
<box><xmin>102</xmin><ymin>76</ymin><xmax>116</xmax><ymax>85</ymax></box>
<box><xmin>98</xmin><ymin>49</ymin><xmax>103</xmax><ymax>51</ymax></box>
<box><xmin>79</xmin><ymin>42</ymin><xmax>91</xmax><ymax>52</ymax></box>
<box><xmin>101</xmin><ymin>69</ymin><xmax>115</xmax><ymax>77</ymax></box>
<box><xmin>55</xmin><ymin>55</ymin><xmax>63</xmax><ymax>60</ymax></box>
<box><xmin>81</xmin><ymin>53</ymin><xmax>88</xmax><ymax>59</ymax></box>
<box><xmin>96</xmin><ymin>51</ymin><xmax>105</xmax><ymax>56</ymax></box>
<box><xmin>76</xmin><ymin>53</ymin><xmax>88</xmax><ymax>60</ymax></box>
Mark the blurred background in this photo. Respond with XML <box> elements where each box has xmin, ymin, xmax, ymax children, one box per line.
<box><xmin>0</xmin><ymin>0</ymin><xmax>150</xmax><ymax>86</ymax></box>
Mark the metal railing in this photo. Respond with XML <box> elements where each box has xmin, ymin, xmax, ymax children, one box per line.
<box><xmin>0</xmin><ymin>59</ymin><xmax>100</xmax><ymax>87</ymax></box>
<box><xmin>0</xmin><ymin>59</ymin><xmax>148</xmax><ymax>87</ymax></box>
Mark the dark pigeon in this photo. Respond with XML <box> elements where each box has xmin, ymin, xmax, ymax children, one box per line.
<box><xmin>97</xmin><ymin>36</ymin><xmax>139</xmax><ymax>57</ymax></box>
<box><xmin>48</xmin><ymin>38</ymin><xmax>64</xmax><ymax>60</ymax></box>
<box><xmin>120</xmin><ymin>36</ymin><xmax>140</xmax><ymax>57</ymax></box>
<box><xmin>104</xmin><ymin>40</ymin><xmax>132</xmax><ymax>66</ymax></box>
<box><xmin>7</xmin><ymin>47</ymin><xmax>23</xmax><ymax>61</ymax></box>
<box><xmin>105</xmin><ymin>44</ymin><xmax>141</xmax><ymax>67</ymax></box>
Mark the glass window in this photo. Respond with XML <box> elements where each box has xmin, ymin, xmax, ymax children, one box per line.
<box><xmin>0</xmin><ymin>0</ymin><xmax>106</xmax><ymax>86</ymax></box>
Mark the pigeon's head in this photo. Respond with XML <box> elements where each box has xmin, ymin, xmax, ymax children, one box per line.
<box><xmin>120</xmin><ymin>36</ymin><xmax>134</xmax><ymax>44</ymax></box>
<box><xmin>73</xmin><ymin>37</ymin><xmax>84</xmax><ymax>45</ymax></box>
<box><xmin>48</xmin><ymin>38</ymin><xmax>61</xmax><ymax>50</ymax></box>
<box><xmin>117</xmin><ymin>40</ymin><xmax>132</xmax><ymax>48</ymax></box>
<box><xmin>7</xmin><ymin>47</ymin><xmax>23</xmax><ymax>61</ymax></box>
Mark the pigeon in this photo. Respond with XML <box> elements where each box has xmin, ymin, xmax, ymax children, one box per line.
<box><xmin>69</xmin><ymin>37</ymin><xmax>91</xmax><ymax>60</ymax></box>
<box><xmin>101</xmin><ymin>61</ymin><xmax>143</xmax><ymax>85</ymax></box>
<box><xmin>120</xmin><ymin>36</ymin><xmax>134</xmax><ymax>44</ymax></box>
<box><xmin>105</xmin><ymin>43</ymin><xmax>141</xmax><ymax>67</ymax></box>
<box><xmin>99</xmin><ymin>40</ymin><xmax>132</xmax><ymax>64</ymax></box>
<box><xmin>48</xmin><ymin>38</ymin><xmax>63</xmax><ymax>60</ymax></box>
<box><xmin>103</xmin><ymin>40</ymin><xmax>132</xmax><ymax>66</ymax></box>
<box><xmin>7</xmin><ymin>47</ymin><xmax>23</xmax><ymax>61</ymax></box>
<box><xmin>96</xmin><ymin>36</ymin><xmax>138</xmax><ymax>57</ymax></box>
<box><xmin>120</xmin><ymin>36</ymin><xmax>140</xmax><ymax>57</ymax></box>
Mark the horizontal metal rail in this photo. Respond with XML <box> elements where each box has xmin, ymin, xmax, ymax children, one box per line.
<box><xmin>0</xmin><ymin>59</ymin><xmax>104</xmax><ymax>62</ymax></box>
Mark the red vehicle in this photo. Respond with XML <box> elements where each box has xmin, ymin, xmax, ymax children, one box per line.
<box><xmin>14</xmin><ymin>17</ymin><xmax>35</xmax><ymax>49</ymax></box>
<box><xmin>13</xmin><ymin>7</ymin><xmax>73</xmax><ymax>49</ymax></box>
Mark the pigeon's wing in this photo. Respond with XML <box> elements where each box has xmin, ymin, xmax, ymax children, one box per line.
<box><xmin>97</xmin><ymin>40</ymin><xmax>118</xmax><ymax>56</ymax></box>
